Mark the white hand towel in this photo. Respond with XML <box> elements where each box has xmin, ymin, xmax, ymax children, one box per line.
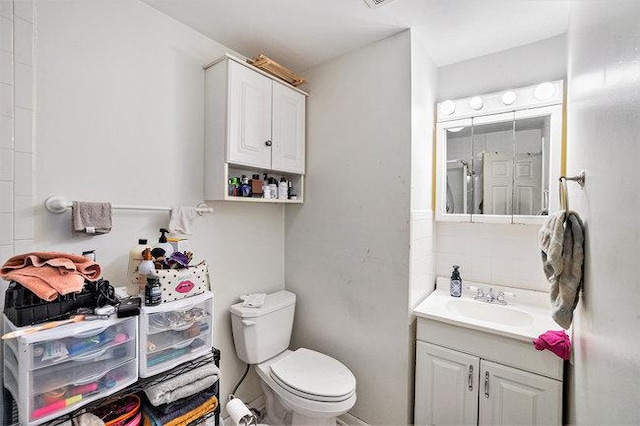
<box><xmin>168</xmin><ymin>206</ymin><xmax>198</xmax><ymax>235</ymax></box>
<box><xmin>241</xmin><ymin>293</ymin><xmax>267</xmax><ymax>308</ymax></box>
<box><xmin>72</xmin><ymin>201</ymin><xmax>112</xmax><ymax>234</ymax></box>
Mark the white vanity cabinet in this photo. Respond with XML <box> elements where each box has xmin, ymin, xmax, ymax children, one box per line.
<box><xmin>204</xmin><ymin>54</ymin><xmax>306</xmax><ymax>202</ymax></box>
<box><xmin>415</xmin><ymin>319</ymin><xmax>563</xmax><ymax>426</ymax></box>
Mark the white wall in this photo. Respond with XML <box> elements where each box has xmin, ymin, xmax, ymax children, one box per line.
<box><xmin>33</xmin><ymin>0</ymin><xmax>284</xmax><ymax>404</ymax></box>
<box><xmin>434</xmin><ymin>36</ymin><xmax>567</xmax><ymax>292</ymax></box>
<box><xmin>409</xmin><ymin>30</ymin><xmax>437</xmax><ymax>310</ymax></box>
<box><xmin>285</xmin><ymin>30</ymin><xmax>413</xmax><ymax>424</ymax></box>
<box><xmin>438</xmin><ymin>34</ymin><xmax>567</xmax><ymax>101</ymax></box>
<box><xmin>566</xmin><ymin>2</ymin><xmax>640</xmax><ymax>424</ymax></box>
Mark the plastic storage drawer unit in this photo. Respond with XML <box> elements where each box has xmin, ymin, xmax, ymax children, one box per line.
<box><xmin>3</xmin><ymin>315</ymin><xmax>138</xmax><ymax>425</ymax></box>
<box><xmin>139</xmin><ymin>291</ymin><xmax>213</xmax><ymax>378</ymax></box>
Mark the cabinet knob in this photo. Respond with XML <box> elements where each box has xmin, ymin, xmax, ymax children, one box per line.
<box><xmin>265</xmin><ymin>140</ymin><xmax>272</xmax><ymax>147</ymax></box>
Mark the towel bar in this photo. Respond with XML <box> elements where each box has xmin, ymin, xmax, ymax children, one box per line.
<box><xmin>44</xmin><ymin>196</ymin><xmax>213</xmax><ymax>215</ymax></box>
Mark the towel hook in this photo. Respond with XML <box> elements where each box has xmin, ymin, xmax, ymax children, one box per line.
<box><xmin>559</xmin><ymin>170</ymin><xmax>586</xmax><ymax>189</ymax></box>
<box><xmin>558</xmin><ymin>170</ymin><xmax>586</xmax><ymax>213</ymax></box>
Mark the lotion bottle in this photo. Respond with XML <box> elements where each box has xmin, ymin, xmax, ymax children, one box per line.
<box><xmin>126</xmin><ymin>238</ymin><xmax>149</xmax><ymax>296</ymax></box>
<box><xmin>278</xmin><ymin>177</ymin><xmax>288</xmax><ymax>200</ymax></box>
<box><xmin>450</xmin><ymin>265</ymin><xmax>462</xmax><ymax>297</ymax></box>
<box><xmin>138</xmin><ymin>248</ymin><xmax>156</xmax><ymax>295</ymax></box>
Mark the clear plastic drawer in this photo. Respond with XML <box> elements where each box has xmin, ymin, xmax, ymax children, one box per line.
<box><xmin>139</xmin><ymin>291</ymin><xmax>213</xmax><ymax>377</ymax></box>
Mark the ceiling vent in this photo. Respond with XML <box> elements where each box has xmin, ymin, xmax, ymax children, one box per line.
<box><xmin>363</xmin><ymin>0</ymin><xmax>396</xmax><ymax>9</ymax></box>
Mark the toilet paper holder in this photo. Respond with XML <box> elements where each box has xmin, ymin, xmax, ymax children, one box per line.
<box><xmin>226</xmin><ymin>397</ymin><xmax>258</xmax><ymax>426</ymax></box>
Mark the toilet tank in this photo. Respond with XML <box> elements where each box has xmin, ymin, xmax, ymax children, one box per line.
<box><xmin>230</xmin><ymin>290</ymin><xmax>296</xmax><ymax>364</ymax></box>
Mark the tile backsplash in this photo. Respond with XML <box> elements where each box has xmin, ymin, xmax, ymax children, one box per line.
<box><xmin>0</xmin><ymin>0</ymin><xmax>36</xmax><ymax>265</ymax></box>
<box><xmin>435</xmin><ymin>221</ymin><xmax>548</xmax><ymax>292</ymax></box>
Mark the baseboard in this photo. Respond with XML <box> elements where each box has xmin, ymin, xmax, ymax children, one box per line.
<box><xmin>337</xmin><ymin>412</ymin><xmax>369</xmax><ymax>426</ymax></box>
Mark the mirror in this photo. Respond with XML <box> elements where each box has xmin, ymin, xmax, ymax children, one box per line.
<box><xmin>436</xmin><ymin>81</ymin><xmax>563</xmax><ymax>224</ymax></box>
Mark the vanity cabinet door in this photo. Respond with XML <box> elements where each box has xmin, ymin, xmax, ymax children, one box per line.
<box><xmin>415</xmin><ymin>341</ymin><xmax>480</xmax><ymax>426</ymax></box>
<box><xmin>227</xmin><ymin>60</ymin><xmax>273</xmax><ymax>169</ymax></box>
<box><xmin>479</xmin><ymin>360</ymin><xmax>562</xmax><ymax>425</ymax></box>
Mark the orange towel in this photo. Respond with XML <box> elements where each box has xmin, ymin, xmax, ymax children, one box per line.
<box><xmin>1</xmin><ymin>252</ymin><xmax>101</xmax><ymax>301</ymax></box>
<box><xmin>143</xmin><ymin>396</ymin><xmax>218</xmax><ymax>426</ymax></box>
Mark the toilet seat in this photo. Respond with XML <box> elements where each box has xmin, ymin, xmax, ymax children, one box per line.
<box><xmin>269</xmin><ymin>348</ymin><xmax>356</xmax><ymax>402</ymax></box>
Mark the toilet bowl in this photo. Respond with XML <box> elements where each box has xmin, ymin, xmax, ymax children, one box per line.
<box><xmin>256</xmin><ymin>349</ymin><xmax>356</xmax><ymax>424</ymax></box>
<box><xmin>230</xmin><ymin>291</ymin><xmax>357</xmax><ymax>425</ymax></box>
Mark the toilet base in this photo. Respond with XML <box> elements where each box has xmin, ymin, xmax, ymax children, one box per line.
<box><xmin>261</xmin><ymin>380</ymin><xmax>338</xmax><ymax>426</ymax></box>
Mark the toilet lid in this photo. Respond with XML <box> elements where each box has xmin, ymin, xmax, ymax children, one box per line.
<box><xmin>269</xmin><ymin>348</ymin><xmax>356</xmax><ymax>402</ymax></box>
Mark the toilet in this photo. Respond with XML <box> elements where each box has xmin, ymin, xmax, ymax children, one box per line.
<box><xmin>230</xmin><ymin>290</ymin><xmax>357</xmax><ymax>425</ymax></box>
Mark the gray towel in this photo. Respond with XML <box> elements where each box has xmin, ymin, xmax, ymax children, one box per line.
<box><xmin>539</xmin><ymin>211</ymin><xmax>585</xmax><ymax>329</ymax></box>
<box><xmin>144</xmin><ymin>363</ymin><xmax>220</xmax><ymax>406</ymax></box>
<box><xmin>72</xmin><ymin>201</ymin><xmax>112</xmax><ymax>234</ymax></box>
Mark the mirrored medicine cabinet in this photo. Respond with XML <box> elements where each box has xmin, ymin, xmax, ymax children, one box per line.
<box><xmin>435</xmin><ymin>81</ymin><xmax>564</xmax><ymax>224</ymax></box>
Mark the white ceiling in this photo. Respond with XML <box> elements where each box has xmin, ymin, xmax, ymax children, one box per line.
<box><xmin>143</xmin><ymin>0</ymin><xmax>570</xmax><ymax>71</ymax></box>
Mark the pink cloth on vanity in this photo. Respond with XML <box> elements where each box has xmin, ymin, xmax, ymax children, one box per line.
<box><xmin>533</xmin><ymin>330</ymin><xmax>571</xmax><ymax>360</ymax></box>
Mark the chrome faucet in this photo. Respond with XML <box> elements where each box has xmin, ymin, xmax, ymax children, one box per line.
<box><xmin>484</xmin><ymin>288</ymin><xmax>496</xmax><ymax>303</ymax></box>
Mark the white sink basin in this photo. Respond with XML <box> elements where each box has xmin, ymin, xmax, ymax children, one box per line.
<box><xmin>445</xmin><ymin>298</ymin><xmax>534</xmax><ymax>327</ymax></box>
<box><xmin>413</xmin><ymin>278</ymin><xmax>558</xmax><ymax>341</ymax></box>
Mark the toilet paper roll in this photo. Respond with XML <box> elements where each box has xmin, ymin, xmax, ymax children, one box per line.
<box><xmin>226</xmin><ymin>398</ymin><xmax>253</xmax><ymax>426</ymax></box>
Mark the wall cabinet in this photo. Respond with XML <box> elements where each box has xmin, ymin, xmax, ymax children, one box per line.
<box><xmin>204</xmin><ymin>54</ymin><xmax>307</xmax><ymax>203</ymax></box>
<box><xmin>415</xmin><ymin>319</ymin><xmax>563</xmax><ymax>426</ymax></box>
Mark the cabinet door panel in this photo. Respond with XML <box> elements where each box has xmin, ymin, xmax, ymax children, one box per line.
<box><xmin>415</xmin><ymin>341</ymin><xmax>479</xmax><ymax>425</ymax></box>
<box><xmin>479</xmin><ymin>360</ymin><xmax>562</xmax><ymax>426</ymax></box>
<box><xmin>227</xmin><ymin>61</ymin><xmax>272</xmax><ymax>169</ymax></box>
<box><xmin>271</xmin><ymin>82</ymin><xmax>305</xmax><ymax>173</ymax></box>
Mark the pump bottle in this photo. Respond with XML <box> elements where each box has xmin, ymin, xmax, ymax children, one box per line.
<box><xmin>450</xmin><ymin>265</ymin><xmax>462</xmax><ymax>297</ymax></box>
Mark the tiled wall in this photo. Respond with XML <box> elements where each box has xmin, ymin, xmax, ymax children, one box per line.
<box><xmin>410</xmin><ymin>209</ymin><xmax>434</xmax><ymax>308</ymax></box>
<box><xmin>0</xmin><ymin>0</ymin><xmax>36</xmax><ymax>263</ymax></box>
<box><xmin>435</xmin><ymin>222</ymin><xmax>548</xmax><ymax>292</ymax></box>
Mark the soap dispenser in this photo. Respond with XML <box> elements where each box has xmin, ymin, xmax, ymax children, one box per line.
<box><xmin>450</xmin><ymin>265</ymin><xmax>462</xmax><ymax>297</ymax></box>
<box><xmin>152</xmin><ymin>228</ymin><xmax>174</xmax><ymax>260</ymax></box>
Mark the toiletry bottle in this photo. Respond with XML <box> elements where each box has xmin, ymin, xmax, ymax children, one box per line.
<box><xmin>241</xmin><ymin>175</ymin><xmax>251</xmax><ymax>197</ymax></box>
<box><xmin>287</xmin><ymin>180</ymin><xmax>293</xmax><ymax>199</ymax></box>
<box><xmin>269</xmin><ymin>177</ymin><xmax>278</xmax><ymax>200</ymax></box>
<box><xmin>145</xmin><ymin>276</ymin><xmax>162</xmax><ymax>306</ymax></box>
<box><xmin>450</xmin><ymin>265</ymin><xmax>462</xmax><ymax>297</ymax></box>
<box><xmin>138</xmin><ymin>248</ymin><xmax>156</xmax><ymax>295</ymax></box>
<box><xmin>152</xmin><ymin>228</ymin><xmax>174</xmax><ymax>260</ymax></box>
<box><xmin>278</xmin><ymin>177</ymin><xmax>288</xmax><ymax>200</ymax></box>
<box><xmin>126</xmin><ymin>238</ymin><xmax>149</xmax><ymax>296</ymax></box>
<box><xmin>262</xmin><ymin>173</ymin><xmax>271</xmax><ymax>199</ymax></box>
<box><xmin>251</xmin><ymin>174</ymin><xmax>263</xmax><ymax>198</ymax></box>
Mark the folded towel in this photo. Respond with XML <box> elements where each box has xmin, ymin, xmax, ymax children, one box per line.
<box><xmin>72</xmin><ymin>201</ymin><xmax>112</xmax><ymax>234</ymax></box>
<box><xmin>143</xmin><ymin>395</ymin><xmax>218</xmax><ymax>426</ymax></box>
<box><xmin>1</xmin><ymin>252</ymin><xmax>102</xmax><ymax>301</ymax></box>
<box><xmin>168</xmin><ymin>206</ymin><xmax>197</xmax><ymax>235</ymax></box>
<box><xmin>144</xmin><ymin>363</ymin><xmax>220</xmax><ymax>406</ymax></box>
<box><xmin>539</xmin><ymin>211</ymin><xmax>585</xmax><ymax>329</ymax></box>
<box><xmin>144</xmin><ymin>384</ymin><xmax>217</xmax><ymax>420</ymax></box>
<box><xmin>533</xmin><ymin>330</ymin><xmax>571</xmax><ymax>360</ymax></box>
<box><xmin>241</xmin><ymin>293</ymin><xmax>266</xmax><ymax>308</ymax></box>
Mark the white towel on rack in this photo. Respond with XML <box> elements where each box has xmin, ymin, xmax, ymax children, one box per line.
<box><xmin>539</xmin><ymin>210</ymin><xmax>585</xmax><ymax>329</ymax></box>
<box><xmin>168</xmin><ymin>206</ymin><xmax>197</xmax><ymax>235</ymax></box>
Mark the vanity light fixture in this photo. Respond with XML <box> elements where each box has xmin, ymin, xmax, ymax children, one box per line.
<box><xmin>447</xmin><ymin>127</ymin><xmax>465</xmax><ymax>133</ymax></box>
<box><xmin>501</xmin><ymin>90</ymin><xmax>517</xmax><ymax>105</ymax></box>
<box><xmin>440</xmin><ymin>100</ymin><xmax>456</xmax><ymax>115</ymax></box>
<box><xmin>469</xmin><ymin>96</ymin><xmax>484</xmax><ymax>110</ymax></box>
<box><xmin>534</xmin><ymin>82</ymin><xmax>556</xmax><ymax>100</ymax></box>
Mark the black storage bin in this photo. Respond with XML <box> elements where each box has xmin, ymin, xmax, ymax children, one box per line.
<box><xmin>4</xmin><ymin>280</ymin><xmax>98</xmax><ymax>326</ymax></box>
